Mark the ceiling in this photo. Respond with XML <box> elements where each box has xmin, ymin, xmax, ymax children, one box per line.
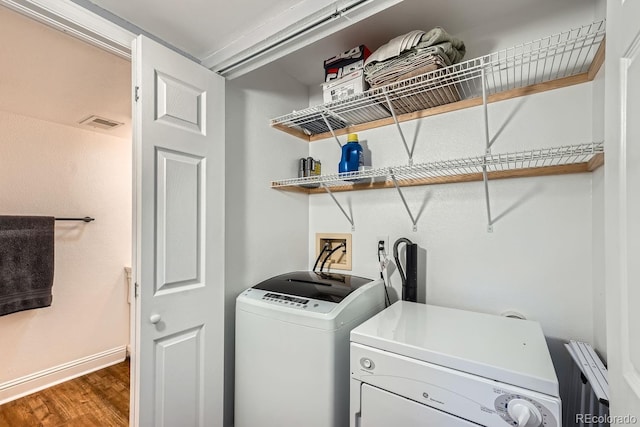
<box><xmin>0</xmin><ymin>5</ymin><xmax>131</xmax><ymax>139</ymax></box>
<box><xmin>86</xmin><ymin>0</ymin><xmax>303</xmax><ymax>61</ymax></box>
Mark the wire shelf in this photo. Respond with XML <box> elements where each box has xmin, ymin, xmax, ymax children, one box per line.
<box><xmin>271</xmin><ymin>142</ymin><xmax>604</xmax><ymax>191</ymax></box>
<box><xmin>271</xmin><ymin>20</ymin><xmax>606</xmax><ymax>138</ymax></box>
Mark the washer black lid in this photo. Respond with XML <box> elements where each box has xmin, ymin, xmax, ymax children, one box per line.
<box><xmin>253</xmin><ymin>271</ymin><xmax>373</xmax><ymax>303</ymax></box>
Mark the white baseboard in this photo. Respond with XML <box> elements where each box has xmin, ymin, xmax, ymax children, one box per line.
<box><xmin>0</xmin><ymin>346</ymin><xmax>127</xmax><ymax>405</ymax></box>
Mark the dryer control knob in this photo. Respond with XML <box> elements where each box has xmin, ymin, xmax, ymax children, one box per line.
<box><xmin>507</xmin><ymin>399</ymin><xmax>542</xmax><ymax>427</ymax></box>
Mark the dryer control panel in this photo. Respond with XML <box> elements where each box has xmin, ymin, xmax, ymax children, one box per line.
<box><xmin>495</xmin><ymin>394</ymin><xmax>555</xmax><ymax>426</ymax></box>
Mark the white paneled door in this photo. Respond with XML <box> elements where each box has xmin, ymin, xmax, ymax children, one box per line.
<box><xmin>132</xmin><ymin>35</ymin><xmax>225</xmax><ymax>427</ymax></box>
<box><xmin>605</xmin><ymin>0</ymin><xmax>640</xmax><ymax>422</ymax></box>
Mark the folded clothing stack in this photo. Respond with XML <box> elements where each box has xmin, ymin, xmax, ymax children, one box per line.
<box><xmin>364</xmin><ymin>27</ymin><xmax>466</xmax><ymax>87</ymax></box>
<box><xmin>364</xmin><ymin>45</ymin><xmax>450</xmax><ymax>87</ymax></box>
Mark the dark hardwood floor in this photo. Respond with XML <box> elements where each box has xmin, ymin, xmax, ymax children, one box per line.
<box><xmin>0</xmin><ymin>360</ymin><xmax>129</xmax><ymax>427</ymax></box>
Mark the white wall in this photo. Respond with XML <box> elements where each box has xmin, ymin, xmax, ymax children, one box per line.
<box><xmin>0</xmin><ymin>110</ymin><xmax>131</xmax><ymax>389</ymax></box>
<box><xmin>454</xmin><ymin>0</ymin><xmax>603</xmax><ymax>60</ymax></box>
<box><xmin>309</xmin><ymin>84</ymin><xmax>595</xmax><ymax>342</ymax></box>
<box><xmin>224</xmin><ymin>63</ymin><xmax>310</xmax><ymax>426</ymax></box>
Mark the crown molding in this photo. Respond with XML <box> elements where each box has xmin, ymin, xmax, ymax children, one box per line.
<box><xmin>1</xmin><ymin>0</ymin><xmax>135</xmax><ymax>59</ymax></box>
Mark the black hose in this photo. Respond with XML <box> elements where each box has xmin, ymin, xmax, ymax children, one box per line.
<box><xmin>312</xmin><ymin>245</ymin><xmax>330</xmax><ymax>271</ymax></box>
<box><xmin>393</xmin><ymin>237</ymin><xmax>413</xmax><ymax>294</ymax></box>
<box><xmin>320</xmin><ymin>243</ymin><xmax>346</xmax><ymax>271</ymax></box>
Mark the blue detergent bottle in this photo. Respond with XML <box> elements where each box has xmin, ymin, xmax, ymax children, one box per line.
<box><xmin>339</xmin><ymin>133</ymin><xmax>363</xmax><ymax>173</ymax></box>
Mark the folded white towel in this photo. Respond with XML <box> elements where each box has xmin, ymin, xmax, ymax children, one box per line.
<box><xmin>399</xmin><ymin>34</ymin><xmax>411</xmax><ymax>53</ymax></box>
<box><xmin>365</xmin><ymin>27</ymin><xmax>466</xmax><ymax>68</ymax></box>
<box><xmin>407</xmin><ymin>30</ymin><xmax>423</xmax><ymax>49</ymax></box>
<box><xmin>365</xmin><ymin>30</ymin><xmax>425</xmax><ymax>66</ymax></box>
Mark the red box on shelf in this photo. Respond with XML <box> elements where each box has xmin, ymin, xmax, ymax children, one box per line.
<box><xmin>324</xmin><ymin>45</ymin><xmax>371</xmax><ymax>82</ymax></box>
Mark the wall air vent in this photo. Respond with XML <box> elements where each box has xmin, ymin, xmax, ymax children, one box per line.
<box><xmin>78</xmin><ymin>115</ymin><xmax>123</xmax><ymax>130</ymax></box>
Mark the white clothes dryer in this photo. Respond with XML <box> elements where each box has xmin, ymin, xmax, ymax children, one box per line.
<box><xmin>350</xmin><ymin>301</ymin><xmax>561</xmax><ymax>427</ymax></box>
<box><xmin>235</xmin><ymin>271</ymin><xmax>385</xmax><ymax>427</ymax></box>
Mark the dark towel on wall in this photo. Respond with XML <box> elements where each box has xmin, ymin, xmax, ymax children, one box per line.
<box><xmin>0</xmin><ymin>216</ymin><xmax>55</xmax><ymax>316</ymax></box>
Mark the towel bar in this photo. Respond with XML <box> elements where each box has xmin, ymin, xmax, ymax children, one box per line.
<box><xmin>55</xmin><ymin>217</ymin><xmax>95</xmax><ymax>222</ymax></box>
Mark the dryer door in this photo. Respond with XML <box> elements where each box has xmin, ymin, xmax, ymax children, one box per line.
<box><xmin>360</xmin><ymin>384</ymin><xmax>480</xmax><ymax>427</ymax></box>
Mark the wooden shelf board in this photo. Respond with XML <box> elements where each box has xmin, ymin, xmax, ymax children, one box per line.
<box><xmin>273</xmin><ymin>72</ymin><xmax>593</xmax><ymax>142</ymax></box>
<box><xmin>272</xmin><ymin>160</ymin><xmax>603</xmax><ymax>194</ymax></box>
<box><xmin>271</xmin><ymin>39</ymin><xmax>606</xmax><ymax>143</ymax></box>
<box><xmin>305</xmin><ymin>73</ymin><xmax>591</xmax><ymax>142</ymax></box>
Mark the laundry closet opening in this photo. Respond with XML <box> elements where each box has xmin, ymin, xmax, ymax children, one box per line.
<box><xmin>0</xmin><ymin>4</ymin><xmax>133</xmax><ymax>421</ymax></box>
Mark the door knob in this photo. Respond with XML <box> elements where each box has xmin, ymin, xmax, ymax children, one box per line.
<box><xmin>150</xmin><ymin>313</ymin><xmax>162</xmax><ymax>324</ymax></box>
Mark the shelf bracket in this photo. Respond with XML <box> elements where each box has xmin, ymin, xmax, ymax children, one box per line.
<box><xmin>390</xmin><ymin>170</ymin><xmax>418</xmax><ymax>232</ymax></box>
<box><xmin>383</xmin><ymin>90</ymin><xmax>413</xmax><ymax>166</ymax></box>
<box><xmin>482</xmin><ymin>164</ymin><xmax>494</xmax><ymax>233</ymax></box>
<box><xmin>481</xmin><ymin>63</ymin><xmax>494</xmax><ymax>232</ymax></box>
<box><xmin>481</xmin><ymin>62</ymin><xmax>493</xmax><ymax>152</ymax></box>
<box><xmin>320</xmin><ymin>111</ymin><xmax>343</xmax><ymax>148</ymax></box>
<box><xmin>321</xmin><ymin>183</ymin><xmax>355</xmax><ymax>231</ymax></box>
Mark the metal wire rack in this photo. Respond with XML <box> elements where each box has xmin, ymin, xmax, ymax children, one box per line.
<box><xmin>271</xmin><ymin>142</ymin><xmax>604</xmax><ymax>190</ymax></box>
<box><xmin>271</xmin><ymin>20</ymin><xmax>606</xmax><ymax>138</ymax></box>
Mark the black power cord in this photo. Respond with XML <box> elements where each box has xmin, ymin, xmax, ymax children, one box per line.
<box><xmin>320</xmin><ymin>242</ymin><xmax>346</xmax><ymax>272</ymax></box>
<box><xmin>313</xmin><ymin>243</ymin><xmax>331</xmax><ymax>272</ymax></box>
<box><xmin>393</xmin><ymin>237</ymin><xmax>413</xmax><ymax>300</ymax></box>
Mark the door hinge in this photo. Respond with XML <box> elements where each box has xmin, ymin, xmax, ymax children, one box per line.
<box><xmin>135</xmin><ymin>282</ymin><xmax>140</xmax><ymax>297</ymax></box>
<box><xmin>135</xmin><ymin>86</ymin><xmax>140</xmax><ymax>102</ymax></box>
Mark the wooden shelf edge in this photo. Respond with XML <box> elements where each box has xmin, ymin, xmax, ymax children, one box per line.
<box><xmin>270</xmin><ymin>183</ymin><xmax>313</xmax><ymax>194</ymax></box>
<box><xmin>271</xmin><ymin>160</ymin><xmax>601</xmax><ymax>194</ymax></box>
<box><xmin>271</xmin><ymin>123</ymin><xmax>311</xmax><ymax>141</ymax></box>
<box><xmin>588</xmin><ymin>37</ymin><xmax>606</xmax><ymax>81</ymax></box>
<box><xmin>587</xmin><ymin>152</ymin><xmax>605</xmax><ymax>171</ymax></box>
<box><xmin>307</xmin><ymin>73</ymin><xmax>591</xmax><ymax>142</ymax></box>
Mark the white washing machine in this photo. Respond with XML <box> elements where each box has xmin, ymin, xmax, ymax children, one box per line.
<box><xmin>350</xmin><ymin>301</ymin><xmax>561</xmax><ymax>427</ymax></box>
<box><xmin>235</xmin><ymin>271</ymin><xmax>385</xmax><ymax>427</ymax></box>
